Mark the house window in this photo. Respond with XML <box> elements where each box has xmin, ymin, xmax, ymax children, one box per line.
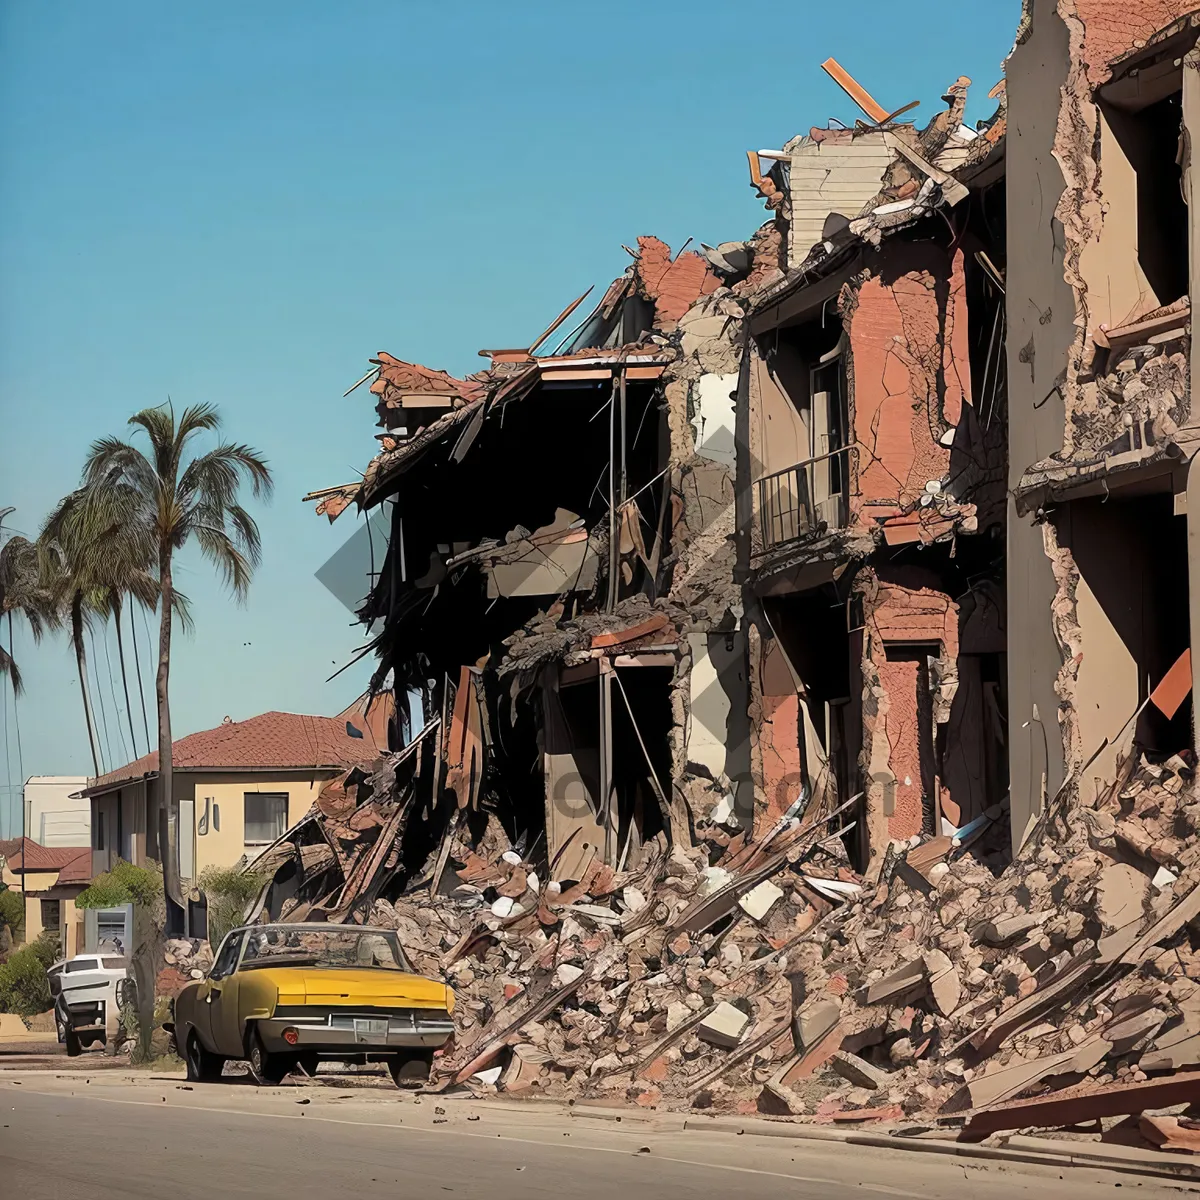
<box><xmin>244</xmin><ymin>793</ymin><xmax>288</xmax><ymax>845</ymax></box>
<box><xmin>40</xmin><ymin>899</ymin><xmax>61</xmax><ymax>935</ymax></box>
<box><xmin>94</xmin><ymin>810</ymin><xmax>106</xmax><ymax>851</ymax></box>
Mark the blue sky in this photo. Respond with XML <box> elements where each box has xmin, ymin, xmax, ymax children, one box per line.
<box><xmin>0</xmin><ymin>0</ymin><xmax>1020</xmax><ymax>836</ymax></box>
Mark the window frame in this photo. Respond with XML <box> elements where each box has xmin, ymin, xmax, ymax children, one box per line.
<box><xmin>40</xmin><ymin>898</ymin><xmax>62</xmax><ymax>934</ymax></box>
<box><xmin>242</xmin><ymin>792</ymin><xmax>289</xmax><ymax>847</ymax></box>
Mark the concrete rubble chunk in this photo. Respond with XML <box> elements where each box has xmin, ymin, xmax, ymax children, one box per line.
<box><xmin>738</xmin><ymin>879</ymin><xmax>784</xmax><ymax>922</ymax></box>
<box><xmin>830</xmin><ymin>1050</ymin><xmax>888</xmax><ymax>1090</ymax></box>
<box><xmin>796</xmin><ymin>998</ymin><xmax>841</xmax><ymax>1049</ymax></box>
<box><xmin>923</xmin><ymin>949</ymin><xmax>961</xmax><ymax>1016</ymax></box>
<box><xmin>1095</xmin><ymin>862</ymin><xmax>1150</xmax><ymax>933</ymax></box>
<box><xmin>697</xmin><ymin>1002</ymin><xmax>750</xmax><ymax>1049</ymax></box>
<box><xmin>865</xmin><ymin>958</ymin><xmax>927</xmax><ymax>1005</ymax></box>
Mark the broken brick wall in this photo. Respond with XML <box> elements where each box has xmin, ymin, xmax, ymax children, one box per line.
<box><xmin>1069</xmin><ymin>0</ymin><xmax>1197</xmax><ymax>87</ymax></box>
<box><xmin>859</xmin><ymin>570</ymin><xmax>960</xmax><ymax>866</ymax></box>
<box><xmin>843</xmin><ymin>239</ymin><xmax>971</xmax><ymax>527</ymax></box>
<box><xmin>747</xmin><ymin>623</ymin><xmax>804</xmax><ymax>838</ymax></box>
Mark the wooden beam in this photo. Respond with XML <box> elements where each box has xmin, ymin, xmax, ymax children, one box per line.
<box><xmin>821</xmin><ymin>57</ymin><xmax>890</xmax><ymax>124</ymax></box>
<box><xmin>958</xmin><ymin>1071</ymin><xmax>1200</xmax><ymax>1140</ymax></box>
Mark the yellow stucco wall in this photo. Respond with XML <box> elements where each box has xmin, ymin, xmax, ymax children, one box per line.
<box><xmin>89</xmin><ymin>770</ymin><xmax>336</xmax><ymax>883</ymax></box>
<box><xmin>181</xmin><ymin>771</ymin><xmax>330</xmax><ymax>879</ymax></box>
<box><xmin>14</xmin><ymin>880</ymin><xmax>81</xmax><ymax>953</ymax></box>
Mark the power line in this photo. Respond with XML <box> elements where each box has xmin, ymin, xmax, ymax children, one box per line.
<box><xmin>101</xmin><ymin>617</ymin><xmax>129</xmax><ymax>766</ymax></box>
<box><xmin>87</xmin><ymin>626</ymin><xmax>113</xmax><ymax>775</ymax></box>
<box><xmin>139</xmin><ymin>602</ymin><xmax>157</xmax><ymax>751</ymax></box>
<box><xmin>130</xmin><ymin>602</ymin><xmax>151</xmax><ymax>756</ymax></box>
<box><xmin>9</xmin><ymin>613</ymin><xmax>24</xmax><ymax>842</ymax></box>
<box><xmin>1</xmin><ymin>649</ymin><xmax>10</xmax><ymax>839</ymax></box>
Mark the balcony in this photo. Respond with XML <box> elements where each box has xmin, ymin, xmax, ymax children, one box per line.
<box><xmin>756</xmin><ymin>445</ymin><xmax>855</xmax><ymax>551</ymax></box>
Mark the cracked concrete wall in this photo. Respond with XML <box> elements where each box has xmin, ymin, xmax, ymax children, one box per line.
<box><xmin>1007</xmin><ymin>0</ymin><xmax>1197</xmax><ymax>852</ymax></box>
<box><xmin>844</xmin><ymin>240</ymin><xmax>970</xmax><ymax>525</ymax></box>
<box><xmin>1005</xmin><ymin>0</ymin><xmax>1075</xmax><ymax>852</ymax></box>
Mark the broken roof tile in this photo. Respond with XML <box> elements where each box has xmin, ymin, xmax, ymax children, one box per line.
<box><xmin>369</xmin><ymin>352</ymin><xmax>487</xmax><ymax>407</ymax></box>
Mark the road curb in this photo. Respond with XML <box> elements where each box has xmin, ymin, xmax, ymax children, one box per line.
<box><xmin>680</xmin><ymin>1115</ymin><xmax>1200</xmax><ymax>1185</ymax></box>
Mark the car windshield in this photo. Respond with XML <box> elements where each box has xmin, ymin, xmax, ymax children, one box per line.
<box><xmin>239</xmin><ymin>927</ymin><xmax>411</xmax><ymax>972</ymax></box>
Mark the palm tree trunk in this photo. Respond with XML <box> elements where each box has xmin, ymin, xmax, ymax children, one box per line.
<box><xmin>72</xmin><ymin>595</ymin><xmax>101</xmax><ymax>777</ymax></box>
<box><xmin>157</xmin><ymin>541</ymin><xmax>182</xmax><ymax>910</ymax></box>
<box><xmin>129</xmin><ymin>601</ymin><xmax>152</xmax><ymax>755</ymax></box>
<box><xmin>111</xmin><ymin>594</ymin><xmax>140</xmax><ymax>759</ymax></box>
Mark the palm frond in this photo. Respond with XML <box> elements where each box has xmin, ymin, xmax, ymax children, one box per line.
<box><xmin>191</xmin><ymin>523</ymin><xmax>254</xmax><ymax>599</ymax></box>
<box><xmin>0</xmin><ymin>642</ymin><xmax>22</xmax><ymax>695</ymax></box>
<box><xmin>179</xmin><ymin>443</ymin><xmax>273</xmax><ymax>506</ymax></box>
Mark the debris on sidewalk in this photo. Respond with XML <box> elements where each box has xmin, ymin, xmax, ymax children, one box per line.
<box><xmin>237</xmin><ymin>742</ymin><xmax>1200</xmax><ymax>1145</ymax></box>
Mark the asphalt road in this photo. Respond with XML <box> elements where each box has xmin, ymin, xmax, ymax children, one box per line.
<box><xmin>1</xmin><ymin>1072</ymin><xmax>1193</xmax><ymax>1200</ymax></box>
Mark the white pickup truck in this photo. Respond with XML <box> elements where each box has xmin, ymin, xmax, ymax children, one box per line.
<box><xmin>46</xmin><ymin>953</ymin><xmax>131</xmax><ymax>1055</ymax></box>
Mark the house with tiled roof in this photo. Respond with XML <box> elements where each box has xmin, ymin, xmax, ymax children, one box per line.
<box><xmin>0</xmin><ymin>837</ymin><xmax>92</xmax><ymax>955</ymax></box>
<box><xmin>79</xmin><ymin>696</ymin><xmax>388</xmax><ymax>886</ymax></box>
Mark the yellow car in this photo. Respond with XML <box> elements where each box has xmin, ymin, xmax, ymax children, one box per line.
<box><xmin>170</xmin><ymin>923</ymin><xmax>455</xmax><ymax>1086</ymax></box>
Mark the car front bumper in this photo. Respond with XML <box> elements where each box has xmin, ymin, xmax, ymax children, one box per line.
<box><xmin>257</xmin><ymin>1011</ymin><xmax>455</xmax><ymax>1054</ymax></box>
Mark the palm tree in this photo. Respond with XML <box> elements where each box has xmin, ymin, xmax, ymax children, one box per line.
<box><xmin>0</xmin><ymin>508</ymin><xmax>57</xmax><ymax>697</ymax></box>
<box><xmin>41</xmin><ymin>489</ymin><xmax>164</xmax><ymax>776</ymax></box>
<box><xmin>0</xmin><ymin>509</ymin><xmax>58</xmax><ymax>843</ymax></box>
<box><xmin>79</xmin><ymin>403</ymin><xmax>272</xmax><ymax>909</ymax></box>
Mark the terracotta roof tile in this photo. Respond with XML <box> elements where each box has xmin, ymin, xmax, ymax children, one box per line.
<box><xmin>55</xmin><ymin>849</ymin><xmax>94</xmax><ymax>885</ymax></box>
<box><xmin>1</xmin><ymin>838</ymin><xmax>92</xmax><ymax>875</ymax></box>
<box><xmin>87</xmin><ymin>710</ymin><xmax>379</xmax><ymax>793</ymax></box>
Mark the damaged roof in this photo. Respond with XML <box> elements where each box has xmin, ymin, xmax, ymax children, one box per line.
<box><xmin>749</xmin><ymin>74</ymin><xmax>1007</xmax><ymax>323</ymax></box>
<box><xmin>309</xmin><ymin>237</ymin><xmax>718</xmax><ymax>514</ymax></box>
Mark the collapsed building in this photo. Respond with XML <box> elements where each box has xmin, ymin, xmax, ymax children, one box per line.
<box><xmin>268</xmin><ymin>12</ymin><xmax>1200</xmax><ymax>1133</ymax></box>
<box><xmin>303</xmin><ymin>233</ymin><xmax>753</xmax><ymax>901</ymax></box>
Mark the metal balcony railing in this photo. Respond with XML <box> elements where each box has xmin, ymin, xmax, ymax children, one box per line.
<box><xmin>756</xmin><ymin>444</ymin><xmax>856</xmax><ymax>551</ymax></box>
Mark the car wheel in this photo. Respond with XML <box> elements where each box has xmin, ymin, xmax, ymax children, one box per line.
<box><xmin>64</xmin><ymin>1027</ymin><xmax>82</xmax><ymax>1058</ymax></box>
<box><xmin>387</xmin><ymin>1052</ymin><xmax>433</xmax><ymax>1088</ymax></box>
<box><xmin>184</xmin><ymin>1031</ymin><xmax>226</xmax><ymax>1083</ymax></box>
<box><xmin>246</xmin><ymin>1029</ymin><xmax>289</xmax><ymax>1085</ymax></box>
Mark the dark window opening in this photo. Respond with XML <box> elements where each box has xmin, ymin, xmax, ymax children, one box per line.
<box><xmin>1054</xmin><ymin>490</ymin><xmax>1192</xmax><ymax>760</ymax></box>
<box><xmin>765</xmin><ymin>586</ymin><xmax>864</xmax><ymax>869</ymax></box>
<box><xmin>544</xmin><ymin>664</ymin><xmax>671</xmax><ymax>881</ymax></box>
<box><xmin>93</xmin><ymin>810</ymin><xmax>105</xmax><ymax>852</ymax></box>
<box><xmin>40</xmin><ymin>899</ymin><xmax>61</xmax><ymax>934</ymax></box>
<box><xmin>1105</xmin><ymin>91</ymin><xmax>1189</xmax><ymax>305</ymax></box>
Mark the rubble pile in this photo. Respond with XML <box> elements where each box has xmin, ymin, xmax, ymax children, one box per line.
<box><xmin>356</xmin><ymin>751</ymin><xmax>1200</xmax><ymax>1126</ymax></box>
<box><xmin>157</xmin><ymin>937</ymin><xmax>214</xmax><ymax>998</ymax></box>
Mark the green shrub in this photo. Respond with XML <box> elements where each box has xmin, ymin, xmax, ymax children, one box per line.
<box><xmin>0</xmin><ymin>887</ymin><xmax>23</xmax><ymax>939</ymax></box>
<box><xmin>199</xmin><ymin>865</ymin><xmax>266</xmax><ymax>948</ymax></box>
<box><xmin>0</xmin><ymin>931</ymin><xmax>59</xmax><ymax>1018</ymax></box>
<box><xmin>75</xmin><ymin>860</ymin><xmax>163</xmax><ymax>910</ymax></box>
